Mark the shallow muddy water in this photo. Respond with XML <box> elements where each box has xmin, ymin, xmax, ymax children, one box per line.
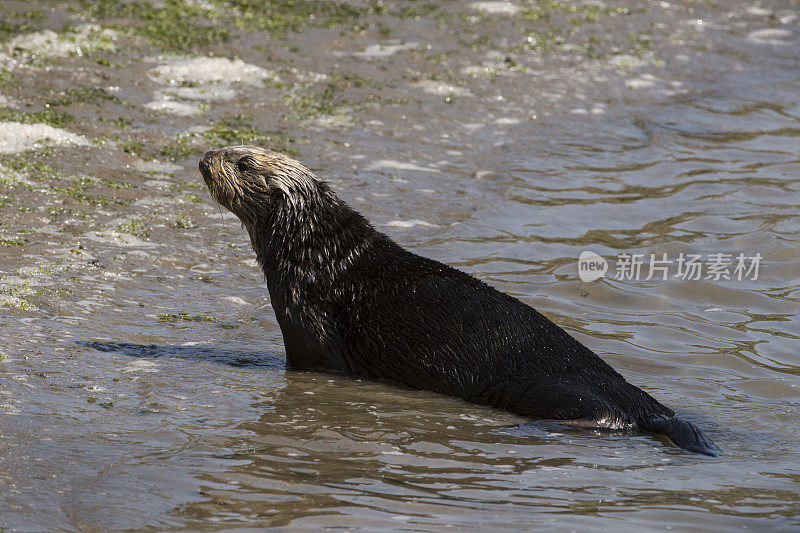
<box><xmin>1</xmin><ymin>0</ymin><xmax>799</xmax><ymax>530</ymax></box>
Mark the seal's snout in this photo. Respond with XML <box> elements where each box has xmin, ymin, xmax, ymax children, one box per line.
<box><xmin>199</xmin><ymin>151</ymin><xmax>214</xmax><ymax>176</ymax></box>
<box><xmin>199</xmin><ymin>151</ymin><xmax>220</xmax><ymax>188</ymax></box>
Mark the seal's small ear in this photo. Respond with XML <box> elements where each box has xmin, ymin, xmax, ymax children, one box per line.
<box><xmin>244</xmin><ymin>151</ymin><xmax>315</xmax><ymax>200</ymax></box>
<box><xmin>271</xmin><ymin>175</ymin><xmax>295</xmax><ymax>198</ymax></box>
<box><xmin>236</xmin><ymin>156</ymin><xmax>257</xmax><ymax>172</ymax></box>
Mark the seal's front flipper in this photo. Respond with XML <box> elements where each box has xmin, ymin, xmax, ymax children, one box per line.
<box><xmin>495</xmin><ymin>418</ymin><xmax>635</xmax><ymax>441</ymax></box>
<box><xmin>556</xmin><ymin>417</ymin><xmax>635</xmax><ymax>430</ymax></box>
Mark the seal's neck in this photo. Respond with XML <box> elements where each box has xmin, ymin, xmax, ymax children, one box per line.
<box><xmin>247</xmin><ymin>182</ymin><xmax>375</xmax><ymax>294</ymax></box>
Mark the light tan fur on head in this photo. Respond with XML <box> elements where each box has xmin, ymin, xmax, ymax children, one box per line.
<box><xmin>199</xmin><ymin>145</ymin><xmax>316</xmax><ymax>224</ymax></box>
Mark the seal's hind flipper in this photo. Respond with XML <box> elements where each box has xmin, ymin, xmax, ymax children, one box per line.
<box><xmin>638</xmin><ymin>413</ymin><xmax>721</xmax><ymax>456</ymax></box>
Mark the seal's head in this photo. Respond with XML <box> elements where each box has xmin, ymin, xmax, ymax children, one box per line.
<box><xmin>199</xmin><ymin>145</ymin><xmax>316</xmax><ymax>224</ymax></box>
<box><xmin>200</xmin><ymin>145</ymin><xmax>369</xmax><ymax>278</ymax></box>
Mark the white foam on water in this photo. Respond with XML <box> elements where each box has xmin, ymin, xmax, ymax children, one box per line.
<box><xmin>147</xmin><ymin>58</ymin><xmax>274</xmax><ymax>116</ymax></box>
<box><xmin>189</xmin><ymin>263</ymin><xmax>223</xmax><ymax>274</ymax></box>
<box><xmin>312</xmin><ymin>113</ymin><xmax>352</xmax><ymax>127</ymax></box>
<box><xmin>745</xmin><ymin>6</ymin><xmax>773</xmax><ymax>16</ymax></box>
<box><xmin>384</xmin><ymin>219</ymin><xmax>440</xmax><ymax>228</ymax></box>
<box><xmin>461</xmin><ymin>65</ymin><xmax>500</xmax><ymax>78</ymax></box>
<box><xmin>144</xmin><ymin>98</ymin><xmax>201</xmax><ymax>116</ymax></box>
<box><xmin>747</xmin><ymin>29</ymin><xmax>793</xmax><ymax>46</ymax></box>
<box><xmin>151</xmin><ymin>57</ymin><xmax>278</xmax><ymax>85</ymax></box>
<box><xmin>469</xmin><ymin>1</ymin><xmax>519</xmax><ymax>15</ymax></box>
<box><xmin>0</xmin><ymin>403</ymin><xmax>22</xmax><ymax>415</ymax></box>
<box><xmin>353</xmin><ymin>41</ymin><xmax>420</xmax><ymax>58</ymax></box>
<box><xmin>0</xmin><ymin>122</ymin><xmax>89</xmax><ymax>154</ymax></box>
<box><xmin>175</xmin><ymin>86</ymin><xmax>236</xmax><ymax>101</ymax></box>
<box><xmin>625</xmin><ymin>74</ymin><xmax>659</xmax><ymax>89</ymax></box>
<box><xmin>4</xmin><ymin>24</ymin><xmax>116</xmax><ymax>59</ymax></box>
<box><xmin>85</xmin><ymin>231</ymin><xmax>157</xmax><ymax>248</ymax></box>
<box><xmin>472</xmin><ymin>170</ymin><xmax>494</xmax><ymax>179</ymax></box>
<box><xmin>223</xmin><ymin>296</ymin><xmax>251</xmax><ymax>306</ymax></box>
<box><xmin>292</xmin><ymin>69</ymin><xmax>328</xmax><ymax>83</ymax></box>
<box><xmin>122</xmin><ymin>359</ymin><xmax>160</xmax><ymax>373</ymax></box>
<box><xmin>366</xmin><ymin>159</ymin><xmax>440</xmax><ymax>173</ymax></box>
<box><xmin>609</xmin><ymin>54</ymin><xmax>650</xmax><ymax>69</ymax></box>
<box><xmin>134</xmin><ymin>160</ymin><xmax>184</xmax><ymax>174</ymax></box>
<box><xmin>184</xmin><ymin>0</ymin><xmax>225</xmax><ymax>12</ymax></box>
<box><xmin>570</xmin><ymin>105</ymin><xmax>606</xmax><ymax>115</ymax></box>
<box><xmin>462</xmin><ymin>123</ymin><xmax>486</xmax><ymax>133</ymax></box>
<box><xmin>413</xmin><ymin>79</ymin><xmax>471</xmax><ymax>97</ymax></box>
<box><xmin>142</xmin><ymin>178</ymin><xmax>170</xmax><ymax>188</ymax></box>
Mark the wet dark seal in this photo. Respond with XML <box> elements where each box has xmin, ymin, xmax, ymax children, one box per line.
<box><xmin>199</xmin><ymin>145</ymin><xmax>720</xmax><ymax>456</ymax></box>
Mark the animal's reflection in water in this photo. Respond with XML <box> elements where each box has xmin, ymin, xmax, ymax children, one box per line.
<box><xmin>85</xmin><ymin>340</ymin><xmax>697</xmax><ymax>525</ymax></box>
<box><xmin>85</xmin><ymin>340</ymin><xmax>670</xmax><ymax>452</ymax></box>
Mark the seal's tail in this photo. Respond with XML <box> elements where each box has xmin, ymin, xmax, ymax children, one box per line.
<box><xmin>638</xmin><ymin>412</ymin><xmax>721</xmax><ymax>456</ymax></box>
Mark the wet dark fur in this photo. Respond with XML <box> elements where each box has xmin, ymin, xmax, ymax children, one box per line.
<box><xmin>199</xmin><ymin>145</ymin><xmax>720</xmax><ymax>456</ymax></box>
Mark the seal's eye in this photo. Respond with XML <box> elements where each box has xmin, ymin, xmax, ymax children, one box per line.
<box><xmin>236</xmin><ymin>157</ymin><xmax>255</xmax><ymax>172</ymax></box>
